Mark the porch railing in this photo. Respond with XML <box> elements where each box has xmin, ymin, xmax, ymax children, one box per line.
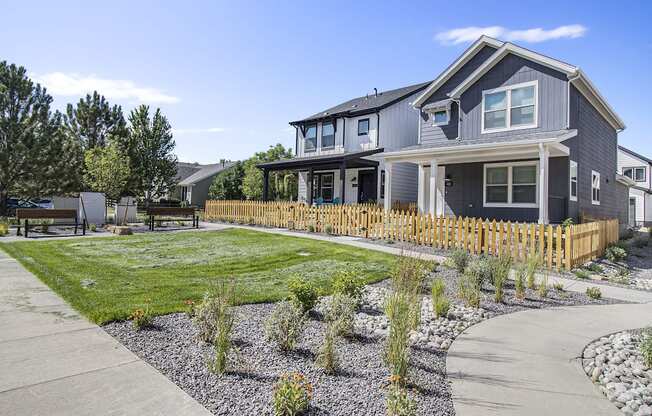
<box><xmin>204</xmin><ymin>200</ymin><xmax>619</xmax><ymax>270</ymax></box>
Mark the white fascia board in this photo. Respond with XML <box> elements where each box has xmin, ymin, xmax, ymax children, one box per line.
<box><xmin>412</xmin><ymin>36</ymin><xmax>504</xmax><ymax>108</ymax></box>
<box><xmin>571</xmin><ymin>70</ymin><xmax>626</xmax><ymax>131</ymax></box>
<box><xmin>449</xmin><ymin>43</ymin><xmax>577</xmax><ymax>99</ymax></box>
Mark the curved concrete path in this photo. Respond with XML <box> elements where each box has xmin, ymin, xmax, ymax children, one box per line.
<box><xmin>0</xmin><ymin>250</ymin><xmax>211</xmax><ymax>416</ymax></box>
<box><xmin>447</xmin><ymin>302</ymin><xmax>652</xmax><ymax>416</ymax></box>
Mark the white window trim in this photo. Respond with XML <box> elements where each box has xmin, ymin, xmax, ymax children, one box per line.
<box><xmin>428</xmin><ymin>107</ymin><xmax>450</xmax><ymax>127</ymax></box>
<box><xmin>591</xmin><ymin>170</ymin><xmax>601</xmax><ymax>205</ymax></box>
<box><xmin>569</xmin><ymin>160</ymin><xmax>578</xmax><ymax>202</ymax></box>
<box><xmin>483</xmin><ymin>161</ymin><xmax>539</xmax><ymax>208</ymax></box>
<box><xmin>481</xmin><ymin>80</ymin><xmax>538</xmax><ymax>134</ymax></box>
<box><xmin>623</xmin><ymin>166</ymin><xmax>647</xmax><ymax>183</ymax></box>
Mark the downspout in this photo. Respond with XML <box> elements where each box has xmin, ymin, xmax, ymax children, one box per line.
<box><xmin>451</xmin><ymin>98</ymin><xmax>462</xmax><ymax>140</ymax></box>
<box><xmin>566</xmin><ymin>71</ymin><xmax>581</xmax><ymax>129</ymax></box>
<box><xmin>294</xmin><ymin>126</ymin><xmax>298</xmax><ymax>156</ymax></box>
<box><xmin>415</xmin><ymin>105</ymin><xmax>422</xmax><ymax>144</ymax></box>
<box><xmin>376</xmin><ymin>111</ymin><xmax>380</xmax><ymax>147</ymax></box>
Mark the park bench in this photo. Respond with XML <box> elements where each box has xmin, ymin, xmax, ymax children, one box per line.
<box><xmin>146</xmin><ymin>207</ymin><xmax>199</xmax><ymax>231</ymax></box>
<box><xmin>16</xmin><ymin>208</ymin><xmax>85</xmax><ymax>238</ymax></box>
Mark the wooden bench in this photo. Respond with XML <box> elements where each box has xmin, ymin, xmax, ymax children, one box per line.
<box><xmin>146</xmin><ymin>207</ymin><xmax>199</xmax><ymax>231</ymax></box>
<box><xmin>16</xmin><ymin>208</ymin><xmax>85</xmax><ymax>238</ymax></box>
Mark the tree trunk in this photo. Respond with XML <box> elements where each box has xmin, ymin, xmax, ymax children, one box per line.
<box><xmin>0</xmin><ymin>188</ymin><xmax>8</xmax><ymax>217</ymax></box>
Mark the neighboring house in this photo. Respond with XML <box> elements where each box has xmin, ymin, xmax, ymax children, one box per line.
<box><xmin>170</xmin><ymin>161</ymin><xmax>234</xmax><ymax>207</ymax></box>
<box><xmin>257</xmin><ymin>82</ymin><xmax>431</xmax><ymax>205</ymax></box>
<box><xmin>618</xmin><ymin>146</ymin><xmax>652</xmax><ymax>227</ymax></box>
<box><xmin>381</xmin><ymin>36</ymin><xmax>630</xmax><ymax>225</ymax></box>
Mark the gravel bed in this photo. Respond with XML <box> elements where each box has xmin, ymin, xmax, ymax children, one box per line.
<box><xmin>104</xmin><ymin>265</ymin><xmax>617</xmax><ymax>416</ymax></box>
<box><xmin>582</xmin><ymin>330</ymin><xmax>652</xmax><ymax>416</ymax></box>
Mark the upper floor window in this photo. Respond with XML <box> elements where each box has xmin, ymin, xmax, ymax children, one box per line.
<box><xmin>304</xmin><ymin>124</ymin><xmax>317</xmax><ymax>152</ymax></box>
<box><xmin>358</xmin><ymin>118</ymin><xmax>369</xmax><ymax>136</ymax></box>
<box><xmin>432</xmin><ymin>109</ymin><xmax>449</xmax><ymax>126</ymax></box>
<box><xmin>482</xmin><ymin>81</ymin><xmax>537</xmax><ymax>133</ymax></box>
<box><xmin>484</xmin><ymin>161</ymin><xmax>538</xmax><ymax>208</ymax></box>
<box><xmin>592</xmin><ymin>170</ymin><xmax>600</xmax><ymax>205</ymax></box>
<box><xmin>570</xmin><ymin>161</ymin><xmax>578</xmax><ymax>202</ymax></box>
<box><xmin>623</xmin><ymin>167</ymin><xmax>646</xmax><ymax>182</ymax></box>
<box><xmin>321</xmin><ymin>121</ymin><xmax>335</xmax><ymax>149</ymax></box>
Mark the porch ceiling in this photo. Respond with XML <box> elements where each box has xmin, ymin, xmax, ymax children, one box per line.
<box><xmin>257</xmin><ymin>148</ymin><xmax>382</xmax><ymax>171</ymax></box>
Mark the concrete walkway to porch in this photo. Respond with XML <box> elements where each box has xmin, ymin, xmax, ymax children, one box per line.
<box><xmin>0</xmin><ymin>249</ymin><xmax>211</xmax><ymax>416</ymax></box>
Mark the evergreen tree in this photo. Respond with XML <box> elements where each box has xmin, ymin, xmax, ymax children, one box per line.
<box><xmin>208</xmin><ymin>161</ymin><xmax>245</xmax><ymax>200</ymax></box>
<box><xmin>0</xmin><ymin>61</ymin><xmax>82</xmax><ymax>215</ymax></box>
<box><xmin>127</xmin><ymin>105</ymin><xmax>178</xmax><ymax>204</ymax></box>
<box><xmin>64</xmin><ymin>91</ymin><xmax>127</xmax><ymax>151</ymax></box>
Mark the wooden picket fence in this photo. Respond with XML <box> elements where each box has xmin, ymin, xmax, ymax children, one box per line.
<box><xmin>204</xmin><ymin>200</ymin><xmax>619</xmax><ymax>271</ymax></box>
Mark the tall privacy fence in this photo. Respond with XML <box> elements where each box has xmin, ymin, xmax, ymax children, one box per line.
<box><xmin>204</xmin><ymin>200</ymin><xmax>619</xmax><ymax>271</ymax></box>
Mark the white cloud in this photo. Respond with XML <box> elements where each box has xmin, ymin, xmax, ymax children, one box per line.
<box><xmin>435</xmin><ymin>24</ymin><xmax>587</xmax><ymax>45</ymax></box>
<box><xmin>32</xmin><ymin>72</ymin><xmax>179</xmax><ymax>104</ymax></box>
<box><xmin>171</xmin><ymin>127</ymin><xmax>226</xmax><ymax>135</ymax></box>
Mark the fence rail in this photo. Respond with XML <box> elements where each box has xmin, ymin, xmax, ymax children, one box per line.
<box><xmin>204</xmin><ymin>200</ymin><xmax>619</xmax><ymax>270</ymax></box>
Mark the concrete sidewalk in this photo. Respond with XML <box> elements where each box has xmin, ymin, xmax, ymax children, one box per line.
<box><xmin>447</xmin><ymin>303</ymin><xmax>652</xmax><ymax>416</ymax></box>
<box><xmin>0</xmin><ymin>250</ymin><xmax>211</xmax><ymax>416</ymax></box>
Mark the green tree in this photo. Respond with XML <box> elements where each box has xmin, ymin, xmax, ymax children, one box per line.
<box><xmin>208</xmin><ymin>162</ymin><xmax>245</xmax><ymax>200</ymax></box>
<box><xmin>126</xmin><ymin>105</ymin><xmax>178</xmax><ymax>204</ymax></box>
<box><xmin>83</xmin><ymin>144</ymin><xmax>131</xmax><ymax>200</ymax></box>
<box><xmin>64</xmin><ymin>91</ymin><xmax>127</xmax><ymax>151</ymax></box>
<box><xmin>242</xmin><ymin>144</ymin><xmax>296</xmax><ymax>200</ymax></box>
<box><xmin>0</xmin><ymin>61</ymin><xmax>82</xmax><ymax>215</ymax></box>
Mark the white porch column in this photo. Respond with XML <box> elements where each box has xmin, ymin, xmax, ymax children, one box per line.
<box><xmin>538</xmin><ymin>143</ymin><xmax>549</xmax><ymax>224</ymax></box>
<box><xmin>429</xmin><ymin>159</ymin><xmax>438</xmax><ymax>216</ymax></box>
<box><xmin>384</xmin><ymin>162</ymin><xmax>393</xmax><ymax>211</ymax></box>
<box><xmin>417</xmin><ymin>164</ymin><xmax>427</xmax><ymax>213</ymax></box>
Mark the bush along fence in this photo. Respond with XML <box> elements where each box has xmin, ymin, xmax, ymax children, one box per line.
<box><xmin>204</xmin><ymin>200</ymin><xmax>619</xmax><ymax>271</ymax></box>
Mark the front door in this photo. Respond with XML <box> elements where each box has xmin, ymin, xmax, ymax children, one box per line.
<box><xmin>358</xmin><ymin>170</ymin><xmax>377</xmax><ymax>203</ymax></box>
<box><xmin>629</xmin><ymin>197</ymin><xmax>636</xmax><ymax>227</ymax></box>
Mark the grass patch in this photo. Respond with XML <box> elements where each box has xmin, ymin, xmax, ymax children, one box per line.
<box><xmin>0</xmin><ymin>229</ymin><xmax>396</xmax><ymax>324</ymax></box>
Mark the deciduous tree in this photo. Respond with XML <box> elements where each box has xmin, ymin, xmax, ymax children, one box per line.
<box><xmin>242</xmin><ymin>144</ymin><xmax>296</xmax><ymax>200</ymax></box>
<box><xmin>208</xmin><ymin>161</ymin><xmax>245</xmax><ymax>200</ymax></box>
<box><xmin>83</xmin><ymin>144</ymin><xmax>131</xmax><ymax>201</ymax></box>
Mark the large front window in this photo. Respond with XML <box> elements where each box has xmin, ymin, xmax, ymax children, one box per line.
<box><xmin>312</xmin><ymin>172</ymin><xmax>334</xmax><ymax>203</ymax></box>
<box><xmin>304</xmin><ymin>125</ymin><xmax>317</xmax><ymax>152</ymax></box>
<box><xmin>482</xmin><ymin>81</ymin><xmax>537</xmax><ymax>133</ymax></box>
<box><xmin>321</xmin><ymin>121</ymin><xmax>335</xmax><ymax>149</ymax></box>
<box><xmin>484</xmin><ymin>162</ymin><xmax>538</xmax><ymax>207</ymax></box>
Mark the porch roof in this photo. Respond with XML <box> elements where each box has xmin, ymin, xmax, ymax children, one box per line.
<box><xmin>257</xmin><ymin>148</ymin><xmax>383</xmax><ymax>171</ymax></box>
<box><xmin>382</xmin><ymin>129</ymin><xmax>575</xmax><ymax>164</ymax></box>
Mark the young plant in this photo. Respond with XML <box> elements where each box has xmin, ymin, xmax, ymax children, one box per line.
<box><xmin>129</xmin><ymin>299</ymin><xmax>152</xmax><ymax>330</ymax></box>
<box><xmin>489</xmin><ymin>255</ymin><xmax>511</xmax><ymax>303</ymax></box>
<box><xmin>324</xmin><ymin>293</ymin><xmax>356</xmax><ymax>338</ymax></box>
<box><xmin>315</xmin><ymin>324</ymin><xmax>338</xmax><ymax>374</ymax></box>
<box><xmin>574</xmin><ymin>269</ymin><xmax>590</xmax><ymax>279</ymax></box>
<box><xmin>265</xmin><ymin>301</ymin><xmax>306</xmax><ymax>352</ymax></box>
<box><xmin>458</xmin><ymin>272</ymin><xmax>481</xmax><ymax>308</ymax></box>
<box><xmin>207</xmin><ymin>301</ymin><xmax>236</xmax><ymax>376</ymax></box>
<box><xmin>525</xmin><ymin>253</ymin><xmax>540</xmax><ymax>290</ymax></box>
<box><xmin>193</xmin><ymin>282</ymin><xmax>237</xmax><ymax>343</ymax></box>
<box><xmin>430</xmin><ymin>277</ymin><xmax>449</xmax><ymax>318</ymax></box>
<box><xmin>640</xmin><ymin>328</ymin><xmax>652</xmax><ymax>369</ymax></box>
<box><xmin>386</xmin><ymin>381</ymin><xmax>417</xmax><ymax>416</ymax></box>
<box><xmin>272</xmin><ymin>373</ymin><xmax>312</xmax><ymax>416</ymax></box>
<box><xmin>514</xmin><ymin>264</ymin><xmax>526</xmax><ymax>300</ymax></box>
<box><xmin>586</xmin><ymin>286</ymin><xmax>602</xmax><ymax>300</ymax></box>
<box><xmin>384</xmin><ymin>291</ymin><xmax>412</xmax><ymax>381</ymax></box>
<box><xmin>538</xmin><ymin>274</ymin><xmax>549</xmax><ymax>299</ymax></box>
<box><xmin>434</xmin><ymin>297</ymin><xmax>450</xmax><ymax>319</ymax></box>
<box><xmin>465</xmin><ymin>257</ymin><xmax>492</xmax><ymax>290</ymax></box>
<box><xmin>585</xmin><ymin>263</ymin><xmax>604</xmax><ymax>274</ymax></box>
<box><xmin>89</xmin><ymin>223</ymin><xmax>97</xmax><ymax>232</ymax></box>
<box><xmin>605</xmin><ymin>245</ymin><xmax>627</xmax><ymax>263</ymax></box>
<box><xmin>332</xmin><ymin>270</ymin><xmax>365</xmax><ymax>306</ymax></box>
<box><xmin>288</xmin><ymin>276</ymin><xmax>318</xmax><ymax>313</ymax></box>
<box><xmin>391</xmin><ymin>255</ymin><xmax>427</xmax><ymax>330</ymax></box>
<box><xmin>324</xmin><ymin>224</ymin><xmax>333</xmax><ymax>235</ymax></box>
<box><xmin>449</xmin><ymin>249</ymin><xmax>469</xmax><ymax>273</ymax></box>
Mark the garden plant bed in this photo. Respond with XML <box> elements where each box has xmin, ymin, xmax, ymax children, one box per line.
<box><xmin>104</xmin><ymin>265</ymin><xmax>618</xmax><ymax>416</ymax></box>
<box><xmin>582</xmin><ymin>329</ymin><xmax>652</xmax><ymax>416</ymax></box>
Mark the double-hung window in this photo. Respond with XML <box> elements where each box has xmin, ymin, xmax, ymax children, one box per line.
<box><xmin>623</xmin><ymin>167</ymin><xmax>646</xmax><ymax>182</ymax></box>
<box><xmin>321</xmin><ymin>121</ymin><xmax>335</xmax><ymax>149</ymax></box>
<box><xmin>570</xmin><ymin>161</ymin><xmax>578</xmax><ymax>201</ymax></box>
<box><xmin>304</xmin><ymin>125</ymin><xmax>317</xmax><ymax>152</ymax></box>
<box><xmin>432</xmin><ymin>109</ymin><xmax>449</xmax><ymax>126</ymax></box>
<box><xmin>358</xmin><ymin>118</ymin><xmax>369</xmax><ymax>136</ymax></box>
<box><xmin>592</xmin><ymin>171</ymin><xmax>600</xmax><ymax>205</ymax></box>
<box><xmin>312</xmin><ymin>173</ymin><xmax>334</xmax><ymax>203</ymax></box>
<box><xmin>484</xmin><ymin>162</ymin><xmax>538</xmax><ymax>207</ymax></box>
<box><xmin>482</xmin><ymin>81</ymin><xmax>537</xmax><ymax>133</ymax></box>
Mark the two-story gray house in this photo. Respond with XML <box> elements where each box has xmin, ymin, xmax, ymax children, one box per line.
<box><xmin>257</xmin><ymin>82</ymin><xmax>430</xmax><ymax>205</ymax></box>
<box><xmin>618</xmin><ymin>146</ymin><xmax>652</xmax><ymax>227</ymax></box>
<box><xmin>382</xmin><ymin>36</ymin><xmax>630</xmax><ymax>224</ymax></box>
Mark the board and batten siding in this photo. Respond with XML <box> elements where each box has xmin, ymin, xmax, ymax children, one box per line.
<box><xmin>377</xmin><ymin>90</ymin><xmax>423</xmax><ymax>151</ymax></box>
<box><xmin>459</xmin><ymin>54</ymin><xmax>568</xmax><ymax>140</ymax></box>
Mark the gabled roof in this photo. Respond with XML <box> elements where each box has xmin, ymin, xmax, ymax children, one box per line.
<box><xmin>412</xmin><ymin>35</ymin><xmax>503</xmax><ymax>108</ymax></box>
<box><xmin>619</xmin><ymin>145</ymin><xmax>652</xmax><ymax>165</ymax></box>
<box><xmin>290</xmin><ymin>82</ymin><xmax>431</xmax><ymax>125</ymax></box>
<box><xmin>178</xmin><ymin>162</ymin><xmax>235</xmax><ymax>186</ymax></box>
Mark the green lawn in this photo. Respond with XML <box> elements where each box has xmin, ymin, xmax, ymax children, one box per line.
<box><xmin>0</xmin><ymin>229</ymin><xmax>396</xmax><ymax>324</ymax></box>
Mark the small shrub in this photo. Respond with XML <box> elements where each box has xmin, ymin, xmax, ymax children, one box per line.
<box><xmin>493</xmin><ymin>270</ymin><xmax>506</xmax><ymax>303</ymax></box>
<box><xmin>458</xmin><ymin>273</ymin><xmax>481</xmax><ymax>308</ymax></box>
<box><xmin>386</xmin><ymin>382</ymin><xmax>417</xmax><ymax>416</ymax></box>
<box><xmin>561</xmin><ymin>218</ymin><xmax>575</xmax><ymax>228</ymax></box>
<box><xmin>449</xmin><ymin>249</ymin><xmax>469</xmax><ymax>273</ymax></box>
<box><xmin>89</xmin><ymin>223</ymin><xmax>97</xmax><ymax>232</ymax></box>
<box><xmin>489</xmin><ymin>255</ymin><xmax>511</xmax><ymax>303</ymax></box>
<box><xmin>610</xmin><ymin>268</ymin><xmax>631</xmax><ymax>284</ymax></box>
<box><xmin>431</xmin><ymin>278</ymin><xmax>449</xmax><ymax>318</ymax></box>
<box><xmin>464</xmin><ymin>257</ymin><xmax>492</xmax><ymax>290</ymax></box>
<box><xmin>391</xmin><ymin>255</ymin><xmax>428</xmax><ymax>294</ymax></box>
<box><xmin>324</xmin><ymin>224</ymin><xmax>333</xmax><ymax>234</ymax></box>
<box><xmin>307</xmin><ymin>224</ymin><xmax>315</xmax><ymax>233</ymax></box>
<box><xmin>605</xmin><ymin>245</ymin><xmax>627</xmax><ymax>263</ymax></box>
<box><xmin>525</xmin><ymin>253</ymin><xmax>540</xmax><ymax>289</ymax></box>
<box><xmin>272</xmin><ymin>373</ymin><xmax>312</xmax><ymax>416</ymax></box>
<box><xmin>193</xmin><ymin>283</ymin><xmax>236</xmax><ymax>343</ymax></box>
<box><xmin>206</xmin><ymin>299</ymin><xmax>236</xmax><ymax>376</ymax></box>
<box><xmin>574</xmin><ymin>269</ymin><xmax>590</xmax><ymax>279</ymax></box>
<box><xmin>265</xmin><ymin>301</ymin><xmax>306</xmax><ymax>352</ymax></box>
<box><xmin>514</xmin><ymin>264</ymin><xmax>526</xmax><ymax>300</ymax></box>
<box><xmin>315</xmin><ymin>325</ymin><xmax>338</xmax><ymax>374</ymax></box>
<box><xmin>0</xmin><ymin>222</ymin><xmax>8</xmax><ymax>237</ymax></box>
<box><xmin>586</xmin><ymin>286</ymin><xmax>602</xmax><ymax>300</ymax></box>
<box><xmin>434</xmin><ymin>297</ymin><xmax>450</xmax><ymax>318</ymax></box>
<box><xmin>332</xmin><ymin>270</ymin><xmax>365</xmax><ymax>306</ymax></box>
<box><xmin>553</xmin><ymin>282</ymin><xmax>565</xmax><ymax>291</ymax></box>
<box><xmin>384</xmin><ymin>291</ymin><xmax>412</xmax><ymax>380</ymax></box>
<box><xmin>129</xmin><ymin>299</ymin><xmax>152</xmax><ymax>330</ymax></box>
<box><xmin>585</xmin><ymin>263</ymin><xmax>604</xmax><ymax>274</ymax></box>
<box><xmin>640</xmin><ymin>328</ymin><xmax>652</xmax><ymax>369</ymax></box>
<box><xmin>431</xmin><ymin>278</ymin><xmax>445</xmax><ymax>300</ymax></box>
<box><xmin>324</xmin><ymin>293</ymin><xmax>356</xmax><ymax>337</ymax></box>
<box><xmin>288</xmin><ymin>276</ymin><xmax>318</xmax><ymax>313</ymax></box>
<box><xmin>538</xmin><ymin>274</ymin><xmax>549</xmax><ymax>298</ymax></box>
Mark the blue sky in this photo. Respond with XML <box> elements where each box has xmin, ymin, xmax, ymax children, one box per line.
<box><xmin>2</xmin><ymin>0</ymin><xmax>650</xmax><ymax>163</ymax></box>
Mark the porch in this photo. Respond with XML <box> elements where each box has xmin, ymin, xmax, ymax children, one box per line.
<box><xmin>382</xmin><ymin>132</ymin><xmax>576</xmax><ymax>224</ymax></box>
<box><xmin>257</xmin><ymin>148</ymin><xmax>383</xmax><ymax>205</ymax></box>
